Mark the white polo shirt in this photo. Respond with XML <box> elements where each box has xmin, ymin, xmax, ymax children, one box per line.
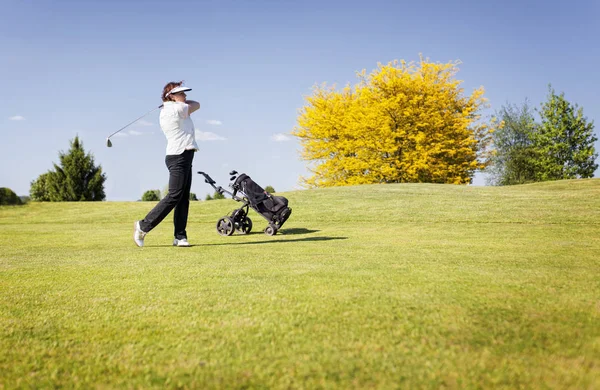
<box><xmin>159</xmin><ymin>101</ymin><xmax>199</xmax><ymax>155</ymax></box>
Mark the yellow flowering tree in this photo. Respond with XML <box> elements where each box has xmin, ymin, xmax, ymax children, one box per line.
<box><xmin>292</xmin><ymin>57</ymin><xmax>492</xmax><ymax>187</ymax></box>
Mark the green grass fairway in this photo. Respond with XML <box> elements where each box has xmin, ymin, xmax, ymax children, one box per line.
<box><xmin>1</xmin><ymin>179</ymin><xmax>599</xmax><ymax>388</ymax></box>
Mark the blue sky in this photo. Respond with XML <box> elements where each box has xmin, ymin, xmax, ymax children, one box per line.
<box><xmin>1</xmin><ymin>0</ymin><xmax>599</xmax><ymax>200</ymax></box>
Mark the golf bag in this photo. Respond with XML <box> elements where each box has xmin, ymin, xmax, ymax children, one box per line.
<box><xmin>197</xmin><ymin>170</ymin><xmax>292</xmax><ymax>236</ymax></box>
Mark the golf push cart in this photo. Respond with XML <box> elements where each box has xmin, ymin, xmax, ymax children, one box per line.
<box><xmin>197</xmin><ymin>171</ymin><xmax>292</xmax><ymax>236</ymax></box>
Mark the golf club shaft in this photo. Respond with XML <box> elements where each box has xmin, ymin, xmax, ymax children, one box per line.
<box><xmin>107</xmin><ymin>105</ymin><xmax>163</xmax><ymax>139</ymax></box>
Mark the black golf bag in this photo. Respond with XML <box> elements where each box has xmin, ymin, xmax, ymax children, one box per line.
<box><xmin>197</xmin><ymin>171</ymin><xmax>292</xmax><ymax>236</ymax></box>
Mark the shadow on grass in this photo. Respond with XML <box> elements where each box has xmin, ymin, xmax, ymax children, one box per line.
<box><xmin>204</xmin><ymin>236</ymin><xmax>347</xmax><ymax>246</ymax></box>
<box><xmin>279</xmin><ymin>228</ymin><xmax>320</xmax><ymax>235</ymax></box>
<box><xmin>147</xmin><ymin>236</ymin><xmax>347</xmax><ymax>248</ymax></box>
<box><xmin>224</xmin><ymin>228</ymin><xmax>319</xmax><ymax>236</ymax></box>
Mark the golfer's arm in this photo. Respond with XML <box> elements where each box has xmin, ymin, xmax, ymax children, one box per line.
<box><xmin>186</xmin><ymin>100</ymin><xmax>200</xmax><ymax>115</ymax></box>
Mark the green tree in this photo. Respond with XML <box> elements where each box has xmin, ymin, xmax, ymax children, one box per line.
<box><xmin>264</xmin><ymin>185</ymin><xmax>275</xmax><ymax>193</ymax></box>
<box><xmin>30</xmin><ymin>136</ymin><xmax>106</xmax><ymax>201</ymax></box>
<box><xmin>189</xmin><ymin>192</ymin><xmax>198</xmax><ymax>201</ymax></box>
<box><xmin>0</xmin><ymin>188</ymin><xmax>22</xmax><ymax>205</ymax></box>
<box><xmin>487</xmin><ymin>100</ymin><xmax>539</xmax><ymax>185</ymax></box>
<box><xmin>205</xmin><ymin>194</ymin><xmax>213</xmax><ymax>201</ymax></box>
<box><xmin>30</xmin><ymin>173</ymin><xmax>51</xmax><ymax>201</ymax></box>
<box><xmin>141</xmin><ymin>190</ymin><xmax>161</xmax><ymax>201</ymax></box>
<box><xmin>533</xmin><ymin>86</ymin><xmax>598</xmax><ymax>181</ymax></box>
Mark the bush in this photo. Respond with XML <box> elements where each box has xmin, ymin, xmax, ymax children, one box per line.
<box><xmin>205</xmin><ymin>191</ymin><xmax>225</xmax><ymax>201</ymax></box>
<box><xmin>213</xmin><ymin>191</ymin><xmax>225</xmax><ymax>200</ymax></box>
<box><xmin>141</xmin><ymin>190</ymin><xmax>161</xmax><ymax>201</ymax></box>
<box><xmin>0</xmin><ymin>188</ymin><xmax>22</xmax><ymax>205</ymax></box>
<box><xmin>264</xmin><ymin>185</ymin><xmax>275</xmax><ymax>193</ymax></box>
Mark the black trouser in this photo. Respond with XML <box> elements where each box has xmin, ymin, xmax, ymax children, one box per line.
<box><xmin>139</xmin><ymin>150</ymin><xmax>194</xmax><ymax>239</ymax></box>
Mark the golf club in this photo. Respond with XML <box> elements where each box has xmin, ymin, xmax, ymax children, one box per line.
<box><xmin>106</xmin><ymin>104</ymin><xmax>163</xmax><ymax>147</ymax></box>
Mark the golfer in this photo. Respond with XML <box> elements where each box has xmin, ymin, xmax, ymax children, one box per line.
<box><xmin>133</xmin><ymin>81</ymin><xmax>200</xmax><ymax>247</ymax></box>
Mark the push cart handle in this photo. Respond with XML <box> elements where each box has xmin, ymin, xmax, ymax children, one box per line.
<box><xmin>197</xmin><ymin>171</ymin><xmax>216</xmax><ymax>185</ymax></box>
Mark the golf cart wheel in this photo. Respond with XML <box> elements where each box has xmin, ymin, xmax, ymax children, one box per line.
<box><xmin>216</xmin><ymin>216</ymin><xmax>235</xmax><ymax>236</ymax></box>
<box><xmin>264</xmin><ymin>225</ymin><xmax>277</xmax><ymax>236</ymax></box>
<box><xmin>237</xmin><ymin>216</ymin><xmax>252</xmax><ymax>234</ymax></box>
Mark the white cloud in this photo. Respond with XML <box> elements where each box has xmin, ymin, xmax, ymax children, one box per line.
<box><xmin>128</xmin><ymin>130</ymin><xmax>143</xmax><ymax>136</ymax></box>
<box><xmin>206</xmin><ymin>120</ymin><xmax>222</xmax><ymax>126</ymax></box>
<box><xmin>115</xmin><ymin>132</ymin><xmax>129</xmax><ymax>138</ymax></box>
<box><xmin>272</xmin><ymin>133</ymin><xmax>292</xmax><ymax>142</ymax></box>
<box><xmin>9</xmin><ymin>115</ymin><xmax>25</xmax><ymax>121</ymax></box>
<box><xmin>196</xmin><ymin>131</ymin><xmax>227</xmax><ymax>141</ymax></box>
<box><xmin>136</xmin><ymin>120</ymin><xmax>154</xmax><ymax>127</ymax></box>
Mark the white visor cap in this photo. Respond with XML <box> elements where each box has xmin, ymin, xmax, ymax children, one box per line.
<box><xmin>166</xmin><ymin>86</ymin><xmax>192</xmax><ymax>97</ymax></box>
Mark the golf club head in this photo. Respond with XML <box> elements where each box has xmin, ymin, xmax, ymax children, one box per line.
<box><xmin>106</xmin><ymin>138</ymin><xmax>112</xmax><ymax>148</ymax></box>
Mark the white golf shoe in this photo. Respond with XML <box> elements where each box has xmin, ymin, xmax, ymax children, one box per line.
<box><xmin>173</xmin><ymin>238</ymin><xmax>191</xmax><ymax>247</ymax></box>
<box><xmin>133</xmin><ymin>221</ymin><xmax>147</xmax><ymax>247</ymax></box>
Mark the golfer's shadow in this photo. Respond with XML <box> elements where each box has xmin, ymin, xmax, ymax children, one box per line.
<box><xmin>149</xmin><ymin>229</ymin><xmax>344</xmax><ymax>247</ymax></box>
<box><xmin>150</xmin><ymin>237</ymin><xmax>346</xmax><ymax>247</ymax></box>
